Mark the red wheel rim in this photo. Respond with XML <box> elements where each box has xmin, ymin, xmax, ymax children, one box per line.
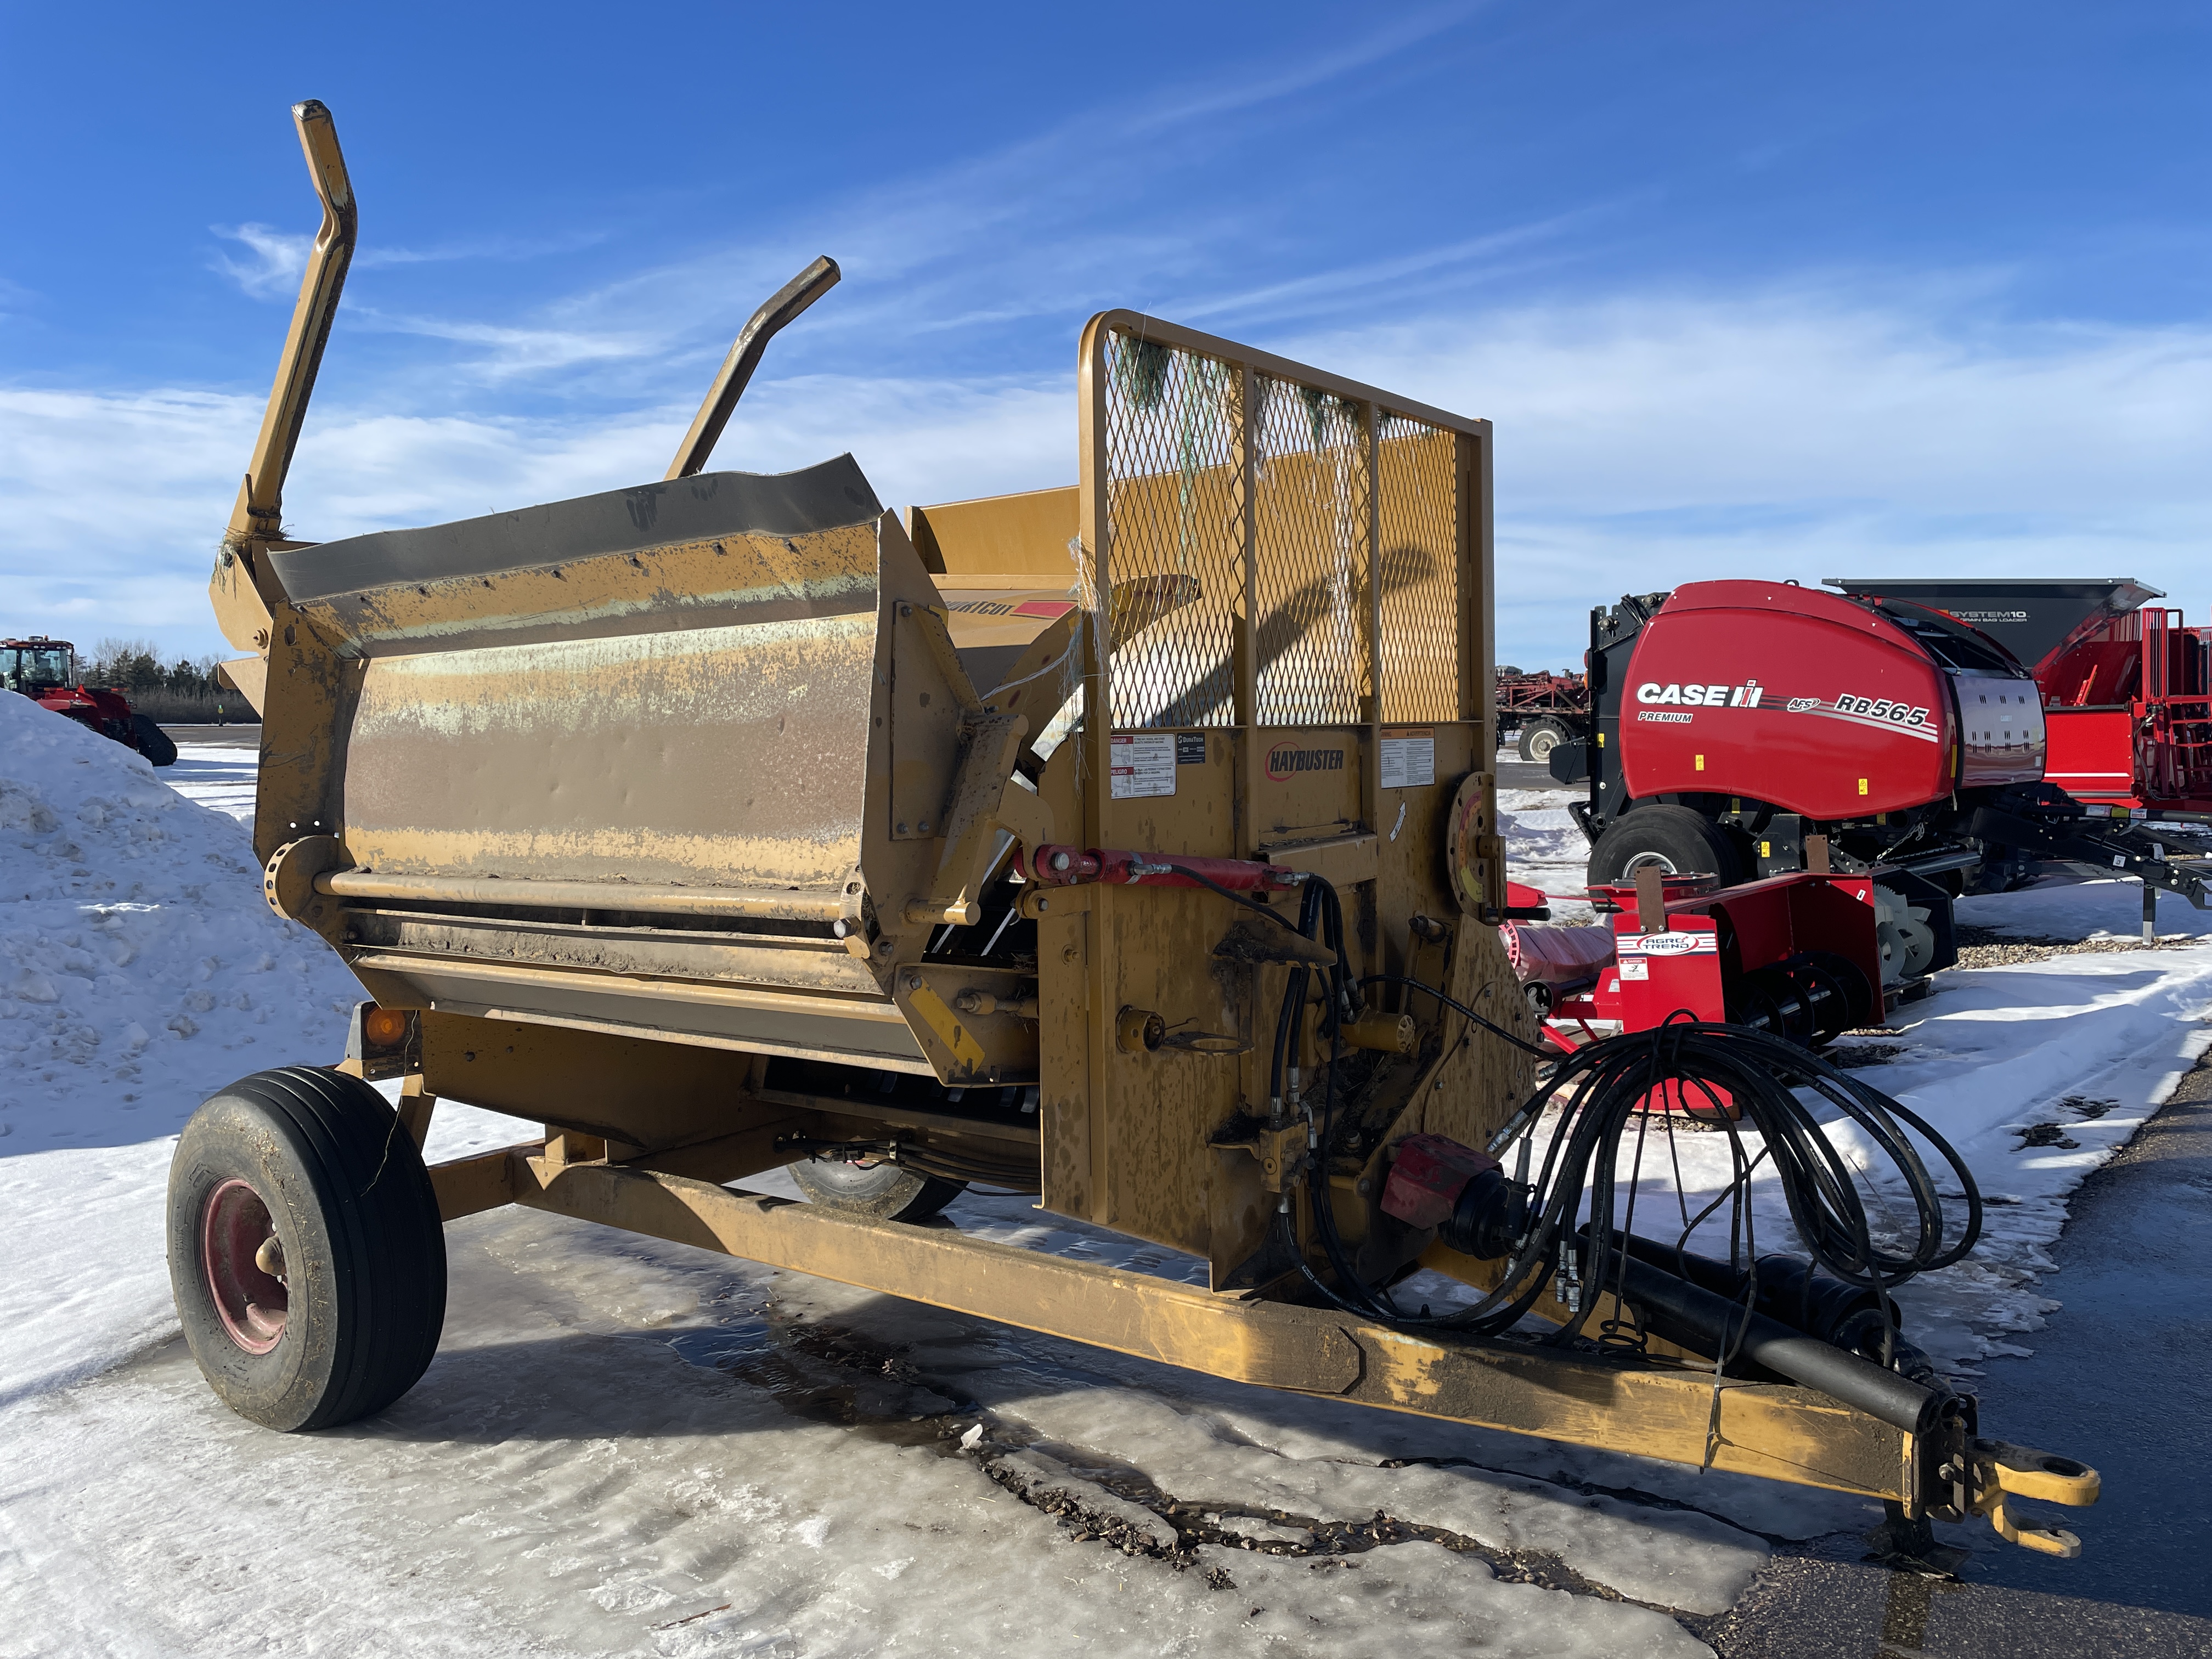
<box><xmin>200</xmin><ymin>1178</ymin><xmax>289</xmax><ymax>1353</ymax></box>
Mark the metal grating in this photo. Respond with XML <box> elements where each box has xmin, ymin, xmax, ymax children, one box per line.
<box><xmin>1096</xmin><ymin>322</ymin><xmax>1469</xmax><ymax>730</ymax></box>
<box><xmin>1251</xmin><ymin>376</ymin><xmax>1369</xmax><ymax>725</ymax></box>
<box><xmin>1101</xmin><ymin>334</ymin><xmax>1243</xmax><ymax>728</ymax></box>
<box><xmin>1374</xmin><ymin>414</ymin><xmax>1462</xmax><ymax>723</ymax></box>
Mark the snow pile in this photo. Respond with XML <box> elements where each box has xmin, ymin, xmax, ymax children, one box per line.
<box><xmin>0</xmin><ymin>695</ymin><xmax>361</xmax><ymax>1405</ymax></box>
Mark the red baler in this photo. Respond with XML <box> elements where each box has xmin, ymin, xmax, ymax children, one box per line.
<box><xmin>1542</xmin><ymin>581</ymin><xmax>2211</xmax><ymax>1009</ymax></box>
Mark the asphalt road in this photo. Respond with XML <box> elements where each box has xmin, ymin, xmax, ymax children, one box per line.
<box><xmin>1703</xmin><ymin>1051</ymin><xmax>2212</xmax><ymax>1657</ymax></box>
<box><xmin>1495</xmin><ymin>756</ymin><xmax>1564</xmax><ymax>792</ymax></box>
<box><xmin>159</xmin><ymin>723</ymin><xmax>259</xmax><ymax>749</ymax></box>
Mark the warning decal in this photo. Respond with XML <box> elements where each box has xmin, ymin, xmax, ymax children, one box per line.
<box><xmin>1379</xmin><ymin>728</ymin><xmax>1435</xmax><ymax>789</ymax></box>
<box><xmin>1109</xmin><ymin>732</ymin><xmax>1177</xmax><ymax>799</ymax></box>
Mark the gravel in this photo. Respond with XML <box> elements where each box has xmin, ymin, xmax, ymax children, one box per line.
<box><xmin>1951</xmin><ymin>923</ymin><xmax>2197</xmax><ymax>969</ymax></box>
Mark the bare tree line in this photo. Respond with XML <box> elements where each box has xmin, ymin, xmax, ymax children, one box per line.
<box><xmin>78</xmin><ymin>639</ymin><xmax>256</xmax><ymax>723</ymax></box>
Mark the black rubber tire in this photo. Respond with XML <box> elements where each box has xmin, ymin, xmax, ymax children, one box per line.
<box><xmin>1586</xmin><ymin>803</ymin><xmax>1748</xmax><ymax>888</ymax></box>
<box><xmin>130</xmin><ymin>713</ymin><xmax>178</xmax><ymax>766</ymax></box>
<box><xmin>1517</xmin><ymin>717</ymin><xmax>1571</xmax><ymax>764</ymax></box>
<box><xmin>787</xmin><ymin>1158</ymin><xmax>966</xmax><ymax>1222</ymax></box>
<box><xmin>166</xmin><ymin>1066</ymin><xmax>446</xmax><ymax>1431</ymax></box>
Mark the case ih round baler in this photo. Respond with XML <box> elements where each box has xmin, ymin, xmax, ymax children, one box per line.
<box><xmin>1533</xmin><ymin>582</ymin><xmax>2212</xmax><ymax>1027</ymax></box>
<box><xmin>163</xmin><ymin>100</ymin><xmax>2102</xmax><ymax>1573</ymax></box>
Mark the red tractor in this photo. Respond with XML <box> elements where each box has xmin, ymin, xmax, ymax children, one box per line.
<box><xmin>2</xmin><ymin>637</ymin><xmax>178</xmax><ymax>766</ymax></box>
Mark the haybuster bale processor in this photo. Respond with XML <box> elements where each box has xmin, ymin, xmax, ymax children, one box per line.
<box><xmin>173</xmin><ymin>101</ymin><xmax>2097</xmax><ymax>1564</ymax></box>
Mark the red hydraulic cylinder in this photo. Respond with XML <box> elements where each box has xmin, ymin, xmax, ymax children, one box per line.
<box><xmin>1020</xmin><ymin>844</ymin><xmax>1307</xmax><ymax>891</ymax></box>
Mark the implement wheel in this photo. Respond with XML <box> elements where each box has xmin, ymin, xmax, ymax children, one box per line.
<box><xmin>166</xmin><ymin>1066</ymin><xmax>445</xmax><ymax>1430</ymax></box>
<box><xmin>1517</xmin><ymin>716</ymin><xmax>1571</xmax><ymax>764</ymax></box>
<box><xmin>1587</xmin><ymin>803</ymin><xmax>1748</xmax><ymax>888</ymax></box>
<box><xmin>788</xmin><ymin>1157</ymin><xmax>965</xmax><ymax>1222</ymax></box>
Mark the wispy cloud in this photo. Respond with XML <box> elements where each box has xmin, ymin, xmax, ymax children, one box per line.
<box><xmin>1163</xmin><ymin>209</ymin><xmax>1615</xmax><ymax>330</ymax></box>
<box><xmin>284</xmin><ymin>8</ymin><xmax>1510</xmax><ymax>387</ymax></box>
<box><xmin>210</xmin><ymin>223</ymin><xmax>313</xmax><ymax>299</ymax></box>
<box><xmin>49</xmin><ymin>15</ymin><xmax>2209</xmax><ymax>672</ymax></box>
<box><xmin>210</xmin><ymin>223</ymin><xmax>611</xmax><ymax>302</ymax></box>
<box><xmin>1127</xmin><ymin>0</ymin><xmax>1496</xmax><ymax>133</ymax></box>
<box><xmin>9</xmin><ymin>286</ymin><xmax>2210</xmax><ymax>674</ymax></box>
<box><xmin>342</xmin><ymin>306</ymin><xmax>659</xmax><ymax>379</ymax></box>
<box><xmin>1287</xmin><ymin>284</ymin><xmax>2212</xmax><ymax>665</ymax></box>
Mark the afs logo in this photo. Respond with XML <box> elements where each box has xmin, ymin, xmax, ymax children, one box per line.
<box><xmin>1265</xmin><ymin>744</ymin><xmax>1345</xmax><ymax>781</ymax></box>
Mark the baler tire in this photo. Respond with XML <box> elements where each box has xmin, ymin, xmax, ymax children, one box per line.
<box><xmin>1587</xmin><ymin>804</ymin><xmax>1748</xmax><ymax>888</ymax></box>
<box><xmin>166</xmin><ymin>1066</ymin><xmax>446</xmax><ymax>1432</ymax></box>
<box><xmin>129</xmin><ymin>713</ymin><xmax>178</xmax><ymax>766</ymax></box>
<box><xmin>787</xmin><ymin>1158</ymin><xmax>966</xmax><ymax>1223</ymax></box>
<box><xmin>1517</xmin><ymin>718</ymin><xmax>1570</xmax><ymax>764</ymax></box>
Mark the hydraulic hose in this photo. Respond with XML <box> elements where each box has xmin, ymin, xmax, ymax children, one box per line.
<box><xmin>1600</xmin><ymin>1247</ymin><xmax>1949</xmax><ymax>1436</ymax></box>
<box><xmin>1275</xmin><ymin>880</ymin><xmax>1983</xmax><ymax>1358</ymax></box>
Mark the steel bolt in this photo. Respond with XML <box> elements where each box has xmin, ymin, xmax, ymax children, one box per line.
<box><xmin>1050</xmin><ymin>851</ymin><xmax>1071</xmax><ymax>871</ymax></box>
<box><xmin>896</xmin><ymin>822</ymin><xmax>909</xmax><ymax>835</ymax></box>
<box><xmin>917</xmin><ymin>821</ymin><xmax>931</xmax><ymax>835</ymax></box>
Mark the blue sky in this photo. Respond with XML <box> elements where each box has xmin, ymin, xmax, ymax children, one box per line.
<box><xmin>3</xmin><ymin>2</ymin><xmax>2207</xmax><ymax>670</ymax></box>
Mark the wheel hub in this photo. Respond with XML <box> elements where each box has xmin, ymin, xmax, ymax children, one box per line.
<box><xmin>200</xmin><ymin>1178</ymin><xmax>289</xmax><ymax>1353</ymax></box>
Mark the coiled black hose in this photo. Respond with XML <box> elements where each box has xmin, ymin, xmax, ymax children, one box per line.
<box><xmin>1274</xmin><ymin>880</ymin><xmax>1983</xmax><ymax>1352</ymax></box>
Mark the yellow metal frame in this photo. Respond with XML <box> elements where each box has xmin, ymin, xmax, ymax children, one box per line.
<box><xmin>427</xmin><ymin>1133</ymin><xmax>1917</xmax><ymax>1502</ymax></box>
<box><xmin>242</xmin><ymin>101</ymin><xmax>2095</xmax><ymax>1557</ymax></box>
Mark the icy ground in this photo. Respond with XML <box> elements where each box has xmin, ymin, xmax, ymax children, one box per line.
<box><xmin>1</xmin><ymin>706</ymin><xmax>2207</xmax><ymax>1657</ymax></box>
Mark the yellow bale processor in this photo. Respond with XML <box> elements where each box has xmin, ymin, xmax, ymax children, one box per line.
<box><xmin>172</xmin><ymin>101</ymin><xmax>2095</xmax><ymax>1565</ymax></box>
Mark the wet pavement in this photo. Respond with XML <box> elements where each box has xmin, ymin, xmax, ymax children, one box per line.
<box><xmin>1707</xmin><ymin>1047</ymin><xmax>2212</xmax><ymax>1656</ymax></box>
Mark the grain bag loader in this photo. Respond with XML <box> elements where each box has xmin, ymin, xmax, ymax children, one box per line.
<box><xmin>170</xmin><ymin>100</ymin><xmax>2097</xmax><ymax>1567</ymax></box>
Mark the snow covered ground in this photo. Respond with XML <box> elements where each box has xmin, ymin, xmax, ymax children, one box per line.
<box><xmin>1500</xmin><ymin>785</ymin><xmax>1600</xmax><ymax>922</ymax></box>
<box><xmin>2</xmin><ymin>706</ymin><xmax>2207</xmax><ymax>1656</ymax></box>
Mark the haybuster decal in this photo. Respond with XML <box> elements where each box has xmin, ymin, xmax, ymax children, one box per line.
<box><xmin>1265</xmin><ymin>744</ymin><xmax>1346</xmax><ymax>781</ymax></box>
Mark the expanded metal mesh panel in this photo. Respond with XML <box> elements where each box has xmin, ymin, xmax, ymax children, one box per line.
<box><xmin>1375</xmin><ymin>416</ymin><xmax>1463</xmax><ymax>723</ymax></box>
<box><xmin>1097</xmin><ymin>323</ymin><xmax>1471</xmax><ymax>730</ymax></box>
<box><xmin>1252</xmin><ymin>377</ymin><xmax>1369</xmax><ymax>725</ymax></box>
<box><xmin>1101</xmin><ymin>335</ymin><xmax>1242</xmax><ymax>728</ymax></box>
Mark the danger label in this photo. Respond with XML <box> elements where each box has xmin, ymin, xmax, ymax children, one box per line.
<box><xmin>1109</xmin><ymin>732</ymin><xmax>1177</xmax><ymax>799</ymax></box>
<box><xmin>1379</xmin><ymin>728</ymin><xmax>1435</xmax><ymax>789</ymax></box>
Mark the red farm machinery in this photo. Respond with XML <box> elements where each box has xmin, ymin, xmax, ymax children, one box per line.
<box><xmin>1496</xmin><ymin>668</ymin><xmax>1588</xmax><ymax>763</ymax></box>
<box><xmin>3</xmin><ymin>636</ymin><xmax>178</xmax><ymax>766</ymax></box>
<box><xmin>1825</xmin><ymin>578</ymin><xmax>2212</xmax><ymax>814</ymax></box>
<box><xmin>1514</xmin><ymin>580</ymin><xmax>2212</xmax><ymax>1048</ymax></box>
